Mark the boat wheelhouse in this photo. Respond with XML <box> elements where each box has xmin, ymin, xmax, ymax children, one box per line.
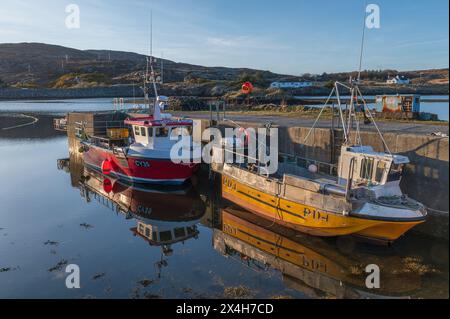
<box><xmin>124</xmin><ymin>116</ymin><xmax>194</xmax><ymax>159</ymax></box>
<box><xmin>131</xmin><ymin>218</ymin><xmax>200</xmax><ymax>255</ymax></box>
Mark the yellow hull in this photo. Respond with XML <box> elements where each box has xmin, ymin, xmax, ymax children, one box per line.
<box><xmin>222</xmin><ymin>175</ymin><xmax>424</xmax><ymax>243</ymax></box>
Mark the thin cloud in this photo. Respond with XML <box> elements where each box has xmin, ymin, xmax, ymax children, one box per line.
<box><xmin>206</xmin><ymin>36</ymin><xmax>291</xmax><ymax>51</ymax></box>
<box><xmin>393</xmin><ymin>38</ymin><xmax>449</xmax><ymax>49</ymax></box>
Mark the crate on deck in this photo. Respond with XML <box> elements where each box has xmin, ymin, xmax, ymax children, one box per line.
<box><xmin>107</xmin><ymin>128</ymin><xmax>129</xmax><ymax>139</ymax></box>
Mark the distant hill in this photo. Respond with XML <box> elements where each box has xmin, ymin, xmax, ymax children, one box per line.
<box><xmin>0</xmin><ymin>42</ymin><xmax>447</xmax><ymax>90</ymax></box>
<box><xmin>0</xmin><ymin>42</ymin><xmax>288</xmax><ymax>88</ymax></box>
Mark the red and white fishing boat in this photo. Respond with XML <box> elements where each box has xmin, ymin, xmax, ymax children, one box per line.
<box><xmin>80</xmin><ymin>96</ymin><xmax>199</xmax><ymax>185</ymax></box>
<box><xmin>77</xmin><ymin>29</ymin><xmax>202</xmax><ymax>185</ymax></box>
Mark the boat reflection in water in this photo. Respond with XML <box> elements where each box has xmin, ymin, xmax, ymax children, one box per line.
<box><xmin>81</xmin><ymin>168</ymin><xmax>205</xmax><ymax>255</ymax></box>
<box><xmin>59</xmin><ymin>154</ymin><xmax>205</xmax><ymax>257</ymax></box>
<box><xmin>213</xmin><ymin>206</ymin><xmax>427</xmax><ymax>299</ymax></box>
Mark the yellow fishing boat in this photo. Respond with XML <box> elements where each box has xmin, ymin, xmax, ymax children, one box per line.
<box><xmin>219</xmin><ymin>83</ymin><xmax>427</xmax><ymax>244</ymax></box>
<box><xmin>221</xmin><ymin>150</ymin><xmax>426</xmax><ymax>244</ymax></box>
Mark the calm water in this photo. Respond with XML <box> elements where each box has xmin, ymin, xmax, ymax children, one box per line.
<box><xmin>0</xmin><ymin>137</ymin><xmax>448</xmax><ymax>298</ymax></box>
<box><xmin>0</xmin><ymin>98</ymin><xmax>140</xmax><ymax>115</ymax></box>
<box><xmin>0</xmin><ymin>129</ymin><xmax>448</xmax><ymax>298</ymax></box>
<box><xmin>0</xmin><ymin>96</ymin><xmax>448</xmax><ymax>121</ymax></box>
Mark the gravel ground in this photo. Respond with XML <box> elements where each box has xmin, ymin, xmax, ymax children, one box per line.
<box><xmin>173</xmin><ymin>111</ymin><xmax>449</xmax><ymax>135</ymax></box>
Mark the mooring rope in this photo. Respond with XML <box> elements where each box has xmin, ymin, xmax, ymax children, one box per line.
<box><xmin>1</xmin><ymin>114</ymin><xmax>39</xmax><ymax>131</ymax></box>
<box><xmin>425</xmin><ymin>207</ymin><xmax>449</xmax><ymax>214</ymax></box>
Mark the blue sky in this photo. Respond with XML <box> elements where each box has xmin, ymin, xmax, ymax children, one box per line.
<box><xmin>0</xmin><ymin>0</ymin><xmax>448</xmax><ymax>75</ymax></box>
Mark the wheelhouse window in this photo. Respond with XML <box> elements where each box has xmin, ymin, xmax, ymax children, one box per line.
<box><xmin>140</xmin><ymin>126</ymin><xmax>147</xmax><ymax>137</ymax></box>
<box><xmin>174</xmin><ymin>227</ymin><xmax>186</xmax><ymax>238</ymax></box>
<box><xmin>134</xmin><ymin>126</ymin><xmax>140</xmax><ymax>136</ymax></box>
<box><xmin>387</xmin><ymin>163</ymin><xmax>404</xmax><ymax>182</ymax></box>
<box><xmin>375</xmin><ymin>161</ymin><xmax>386</xmax><ymax>183</ymax></box>
<box><xmin>187</xmin><ymin>226</ymin><xmax>197</xmax><ymax>236</ymax></box>
<box><xmin>156</xmin><ymin>127</ymin><xmax>169</xmax><ymax>137</ymax></box>
<box><xmin>159</xmin><ymin>231</ymin><xmax>172</xmax><ymax>242</ymax></box>
<box><xmin>360</xmin><ymin>158</ymin><xmax>374</xmax><ymax>180</ymax></box>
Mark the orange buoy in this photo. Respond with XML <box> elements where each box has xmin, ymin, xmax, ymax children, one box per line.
<box><xmin>101</xmin><ymin>160</ymin><xmax>112</xmax><ymax>175</ymax></box>
<box><xmin>241</xmin><ymin>82</ymin><xmax>254</xmax><ymax>95</ymax></box>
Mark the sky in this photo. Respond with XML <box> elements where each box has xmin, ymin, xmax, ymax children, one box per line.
<box><xmin>0</xmin><ymin>0</ymin><xmax>448</xmax><ymax>75</ymax></box>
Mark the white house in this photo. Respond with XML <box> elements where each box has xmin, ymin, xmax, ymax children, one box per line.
<box><xmin>386</xmin><ymin>75</ymin><xmax>410</xmax><ymax>85</ymax></box>
<box><xmin>270</xmin><ymin>81</ymin><xmax>313</xmax><ymax>89</ymax></box>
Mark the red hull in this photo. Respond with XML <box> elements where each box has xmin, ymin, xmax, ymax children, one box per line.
<box><xmin>83</xmin><ymin>145</ymin><xmax>198</xmax><ymax>185</ymax></box>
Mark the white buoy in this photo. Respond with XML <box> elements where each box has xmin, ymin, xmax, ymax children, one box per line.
<box><xmin>308</xmin><ymin>164</ymin><xmax>318</xmax><ymax>173</ymax></box>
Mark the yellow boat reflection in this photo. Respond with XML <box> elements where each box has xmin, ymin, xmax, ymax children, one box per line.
<box><xmin>214</xmin><ymin>207</ymin><xmax>424</xmax><ymax>298</ymax></box>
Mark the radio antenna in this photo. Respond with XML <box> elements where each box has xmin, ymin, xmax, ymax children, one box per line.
<box><xmin>150</xmin><ymin>10</ymin><xmax>153</xmax><ymax>58</ymax></box>
<box><xmin>148</xmin><ymin>10</ymin><xmax>158</xmax><ymax>101</ymax></box>
<box><xmin>357</xmin><ymin>1</ymin><xmax>368</xmax><ymax>83</ymax></box>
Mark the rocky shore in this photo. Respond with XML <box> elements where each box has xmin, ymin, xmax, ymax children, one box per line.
<box><xmin>1</xmin><ymin>82</ymin><xmax>448</xmax><ymax>102</ymax></box>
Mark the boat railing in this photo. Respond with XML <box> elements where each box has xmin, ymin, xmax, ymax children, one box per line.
<box><xmin>81</xmin><ymin>182</ymin><xmax>122</xmax><ymax>213</ymax></box>
<box><xmin>93</xmin><ymin>120</ymin><xmax>128</xmax><ymax>129</ymax></box>
<box><xmin>53</xmin><ymin>118</ymin><xmax>68</xmax><ymax>132</ymax></box>
<box><xmin>74</xmin><ymin>120</ymin><xmax>128</xmax><ymax>138</ymax></box>
<box><xmin>279</xmin><ymin>152</ymin><xmax>338</xmax><ymax>176</ymax></box>
<box><xmin>112</xmin><ymin>146</ymin><xmax>128</xmax><ymax>157</ymax></box>
<box><xmin>88</xmin><ymin>135</ymin><xmax>128</xmax><ymax>150</ymax></box>
<box><xmin>219</xmin><ymin>147</ymin><xmax>338</xmax><ymax>179</ymax></box>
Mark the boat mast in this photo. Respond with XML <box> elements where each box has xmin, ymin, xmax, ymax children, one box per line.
<box><xmin>357</xmin><ymin>0</ymin><xmax>368</xmax><ymax>83</ymax></box>
<box><xmin>161</xmin><ymin>51</ymin><xmax>164</xmax><ymax>85</ymax></box>
<box><xmin>148</xmin><ymin>10</ymin><xmax>159</xmax><ymax>114</ymax></box>
<box><xmin>344</xmin><ymin>0</ymin><xmax>368</xmax><ymax>145</ymax></box>
<box><xmin>304</xmin><ymin>1</ymin><xmax>391</xmax><ymax>154</ymax></box>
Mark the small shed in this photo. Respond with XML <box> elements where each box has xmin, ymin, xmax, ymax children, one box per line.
<box><xmin>376</xmin><ymin>94</ymin><xmax>421</xmax><ymax>114</ymax></box>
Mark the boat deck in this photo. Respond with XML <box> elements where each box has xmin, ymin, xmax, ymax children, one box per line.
<box><xmin>274</xmin><ymin>162</ymin><xmax>338</xmax><ymax>184</ymax></box>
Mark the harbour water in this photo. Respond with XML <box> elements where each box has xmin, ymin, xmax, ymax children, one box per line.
<box><xmin>0</xmin><ymin>98</ymin><xmax>137</xmax><ymax>114</ymax></box>
<box><xmin>1</xmin><ymin>96</ymin><xmax>449</xmax><ymax>121</ymax></box>
<box><xmin>0</xmin><ymin>105</ymin><xmax>448</xmax><ymax>299</ymax></box>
